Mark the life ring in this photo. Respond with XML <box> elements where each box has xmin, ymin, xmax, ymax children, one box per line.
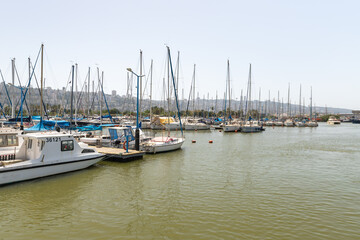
<box><xmin>123</xmin><ymin>141</ymin><xmax>127</xmax><ymax>150</ymax></box>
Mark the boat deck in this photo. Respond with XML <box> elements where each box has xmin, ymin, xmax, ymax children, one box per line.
<box><xmin>90</xmin><ymin>146</ymin><xmax>144</xmax><ymax>162</ymax></box>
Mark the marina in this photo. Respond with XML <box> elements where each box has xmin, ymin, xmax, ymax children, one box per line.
<box><xmin>1</xmin><ymin>1</ymin><xmax>360</xmax><ymax>239</ymax></box>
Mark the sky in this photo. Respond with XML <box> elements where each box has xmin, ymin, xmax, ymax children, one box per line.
<box><xmin>0</xmin><ymin>0</ymin><xmax>360</xmax><ymax>110</ymax></box>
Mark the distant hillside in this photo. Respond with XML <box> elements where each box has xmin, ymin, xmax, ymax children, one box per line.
<box><xmin>0</xmin><ymin>86</ymin><xmax>353</xmax><ymax>114</ymax></box>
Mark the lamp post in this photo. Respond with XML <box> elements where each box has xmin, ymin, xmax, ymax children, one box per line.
<box><xmin>126</xmin><ymin>68</ymin><xmax>144</xmax><ymax>151</ymax></box>
<box><xmin>8</xmin><ymin>83</ymin><xmax>28</xmax><ymax>130</ymax></box>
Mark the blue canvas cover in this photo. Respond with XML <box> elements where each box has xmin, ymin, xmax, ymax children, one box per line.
<box><xmin>25</xmin><ymin>120</ymin><xmax>70</xmax><ymax>132</ymax></box>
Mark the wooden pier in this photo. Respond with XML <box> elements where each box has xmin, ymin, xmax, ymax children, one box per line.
<box><xmin>90</xmin><ymin>146</ymin><xmax>144</xmax><ymax>162</ymax></box>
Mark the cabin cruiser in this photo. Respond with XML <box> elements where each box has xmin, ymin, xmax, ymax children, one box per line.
<box><xmin>0</xmin><ymin>132</ymin><xmax>105</xmax><ymax>185</ymax></box>
<box><xmin>327</xmin><ymin>116</ymin><xmax>341</xmax><ymax>125</ymax></box>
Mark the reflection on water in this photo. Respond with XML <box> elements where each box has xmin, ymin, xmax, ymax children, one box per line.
<box><xmin>1</xmin><ymin>123</ymin><xmax>360</xmax><ymax>239</ymax></box>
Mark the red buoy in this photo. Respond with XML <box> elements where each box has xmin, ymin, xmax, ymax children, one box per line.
<box><xmin>209</xmin><ymin>140</ymin><xmax>213</xmax><ymax>143</ymax></box>
<box><xmin>192</xmin><ymin>140</ymin><xmax>196</xmax><ymax>143</ymax></box>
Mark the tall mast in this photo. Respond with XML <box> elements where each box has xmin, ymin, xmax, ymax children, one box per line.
<box><xmin>246</xmin><ymin>64</ymin><xmax>252</xmax><ymax>118</ymax></box>
<box><xmin>215</xmin><ymin>90</ymin><xmax>218</xmax><ymax>115</ymax></box>
<box><xmin>248</xmin><ymin>64</ymin><xmax>252</xmax><ymax>115</ymax></box>
<box><xmin>88</xmin><ymin>67</ymin><xmax>90</xmax><ymax>116</ymax></box>
<box><xmin>92</xmin><ymin>79</ymin><xmax>94</xmax><ymax>114</ymax></box>
<box><xmin>75</xmin><ymin>63</ymin><xmax>78</xmax><ymax>124</ymax></box>
<box><xmin>167</xmin><ymin>49</ymin><xmax>170</xmax><ymax>137</ymax></box>
<box><xmin>310</xmin><ymin>86</ymin><xmax>313</xmax><ymax>119</ymax></box>
<box><xmin>28</xmin><ymin>57</ymin><xmax>31</xmax><ymax>116</ymax></box>
<box><xmin>268</xmin><ymin>90</ymin><xmax>271</xmax><ymax>116</ymax></box>
<box><xmin>207</xmin><ymin>92</ymin><xmax>209</xmax><ymax>118</ymax></box>
<box><xmin>192</xmin><ymin>64</ymin><xmax>196</xmax><ymax>118</ymax></box>
<box><xmin>299</xmin><ymin>84</ymin><xmax>302</xmax><ymax>117</ymax></box>
<box><xmin>287</xmin><ymin>83</ymin><xmax>290</xmax><ymax>117</ymax></box>
<box><xmin>97</xmin><ymin>68</ymin><xmax>102</xmax><ymax>125</ymax></box>
<box><xmin>70</xmin><ymin>65</ymin><xmax>74</xmax><ymax>127</ymax></box>
<box><xmin>277</xmin><ymin>90</ymin><xmax>280</xmax><ymax>119</ymax></box>
<box><xmin>240</xmin><ymin>89</ymin><xmax>243</xmax><ymax>119</ymax></box>
<box><xmin>149</xmin><ymin>59</ymin><xmax>153</xmax><ymax>121</ymax></box>
<box><xmin>11</xmin><ymin>58</ymin><xmax>15</xmax><ymax>118</ymax></box>
<box><xmin>40</xmin><ymin>44</ymin><xmax>44</xmax><ymax>120</ymax></box>
<box><xmin>139</xmin><ymin>50</ymin><xmax>143</xmax><ymax>119</ymax></box>
<box><xmin>258</xmin><ymin>88</ymin><xmax>261</xmax><ymax>120</ymax></box>
<box><xmin>227</xmin><ymin>60</ymin><xmax>231</xmax><ymax>122</ymax></box>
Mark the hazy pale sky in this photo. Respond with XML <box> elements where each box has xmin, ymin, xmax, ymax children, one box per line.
<box><xmin>1</xmin><ymin>0</ymin><xmax>359</xmax><ymax>110</ymax></box>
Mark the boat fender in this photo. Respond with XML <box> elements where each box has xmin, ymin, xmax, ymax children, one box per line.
<box><xmin>123</xmin><ymin>141</ymin><xmax>127</xmax><ymax>150</ymax></box>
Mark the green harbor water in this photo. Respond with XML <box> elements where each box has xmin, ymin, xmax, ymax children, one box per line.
<box><xmin>1</xmin><ymin>123</ymin><xmax>360</xmax><ymax>239</ymax></box>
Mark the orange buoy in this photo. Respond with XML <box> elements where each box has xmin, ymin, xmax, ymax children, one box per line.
<box><xmin>209</xmin><ymin>140</ymin><xmax>213</xmax><ymax>143</ymax></box>
<box><xmin>192</xmin><ymin>140</ymin><xmax>196</xmax><ymax>143</ymax></box>
<box><xmin>235</xmin><ymin>130</ymin><xmax>238</xmax><ymax>132</ymax></box>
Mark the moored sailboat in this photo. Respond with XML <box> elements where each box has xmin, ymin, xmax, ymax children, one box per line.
<box><xmin>142</xmin><ymin>47</ymin><xmax>185</xmax><ymax>153</ymax></box>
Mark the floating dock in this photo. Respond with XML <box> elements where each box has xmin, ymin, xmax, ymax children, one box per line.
<box><xmin>90</xmin><ymin>146</ymin><xmax>144</xmax><ymax>162</ymax></box>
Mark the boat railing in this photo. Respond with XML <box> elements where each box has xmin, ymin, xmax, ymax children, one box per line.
<box><xmin>0</xmin><ymin>153</ymin><xmax>16</xmax><ymax>161</ymax></box>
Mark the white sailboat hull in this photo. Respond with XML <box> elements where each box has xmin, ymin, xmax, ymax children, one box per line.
<box><xmin>0</xmin><ymin>156</ymin><xmax>105</xmax><ymax>186</ymax></box>
<box><xmin>142</xmin><ymin>138</ymin><xmax>184</xmax><ymax>154</ymax></box>
<box><xmin>185</xmin><ymin>123</ymin><xmax>210</xmax><ymax>130</ymax></box>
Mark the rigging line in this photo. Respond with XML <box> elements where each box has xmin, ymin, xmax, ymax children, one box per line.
<box><xmin>185</xmin><ymin>75</ymin><xmax>193</xmax><ymax>118</ymax></box>
<box><xmin>14</xmin><ymin>64</ymin><xmax>30</xmax><ymax>113</ymax></box>
<box><xmin>0</xmin><ymin>101</ymin><xmax>6</xmax><ymax>118</ymax></box>
<box><xmin>167</xmin><ymin>46</ymin><xmax>183</xmax><ymax>137</ymax></box>
<box><xmin>44</xmin><ymin>48</ymin><xmax>59</xmax><ymax>89</ymax></box>
<box><xmin>29</xmin><ymin>61</ymin><xmax>49</xmax><ymax>119</ymax></box>
<box><xmin>142</xmin><ymin>63</ymin><xmax>151</xmax><ymax>98</ymax></box>
<box><xmin>58</xmin><ymin>69</ymin><xmax>72</xmax><ymax>117</ymax></box>
<box><xmin>90</xmin><ymin>82</ymin><xmax>101</xmax><ymax>111</ymax></box>
<box><xmin>18</xmin><ymin>45</ymin><xmax>42</xmax><ymax>119</ymax></box>
<box><xmin>75</xmin><ymin>70</ymin><xmax>89</xmax><ymax>112</ymax></box>
<box><xmin>0</xmin><ymin>69</ymin><xmax>12</xmax><ymax>106</ymax></box>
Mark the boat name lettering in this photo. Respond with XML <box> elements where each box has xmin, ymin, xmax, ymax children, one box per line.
<box><xmin>46</xmin><ymin>137</ymin><xmax>61</xmax><ymax>142</ymax></box>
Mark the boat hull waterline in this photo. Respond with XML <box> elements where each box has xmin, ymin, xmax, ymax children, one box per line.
<box><xmin>0</xmin><ymin>156</ymin><xmax>105</xmax><ymax>185</ymax></box>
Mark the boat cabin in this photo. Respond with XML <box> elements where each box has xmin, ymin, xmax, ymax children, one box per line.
<box><xmin>14</xmin><ymin>132</ymin><xmax>95</xmax><ymax>162</ymax></box>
